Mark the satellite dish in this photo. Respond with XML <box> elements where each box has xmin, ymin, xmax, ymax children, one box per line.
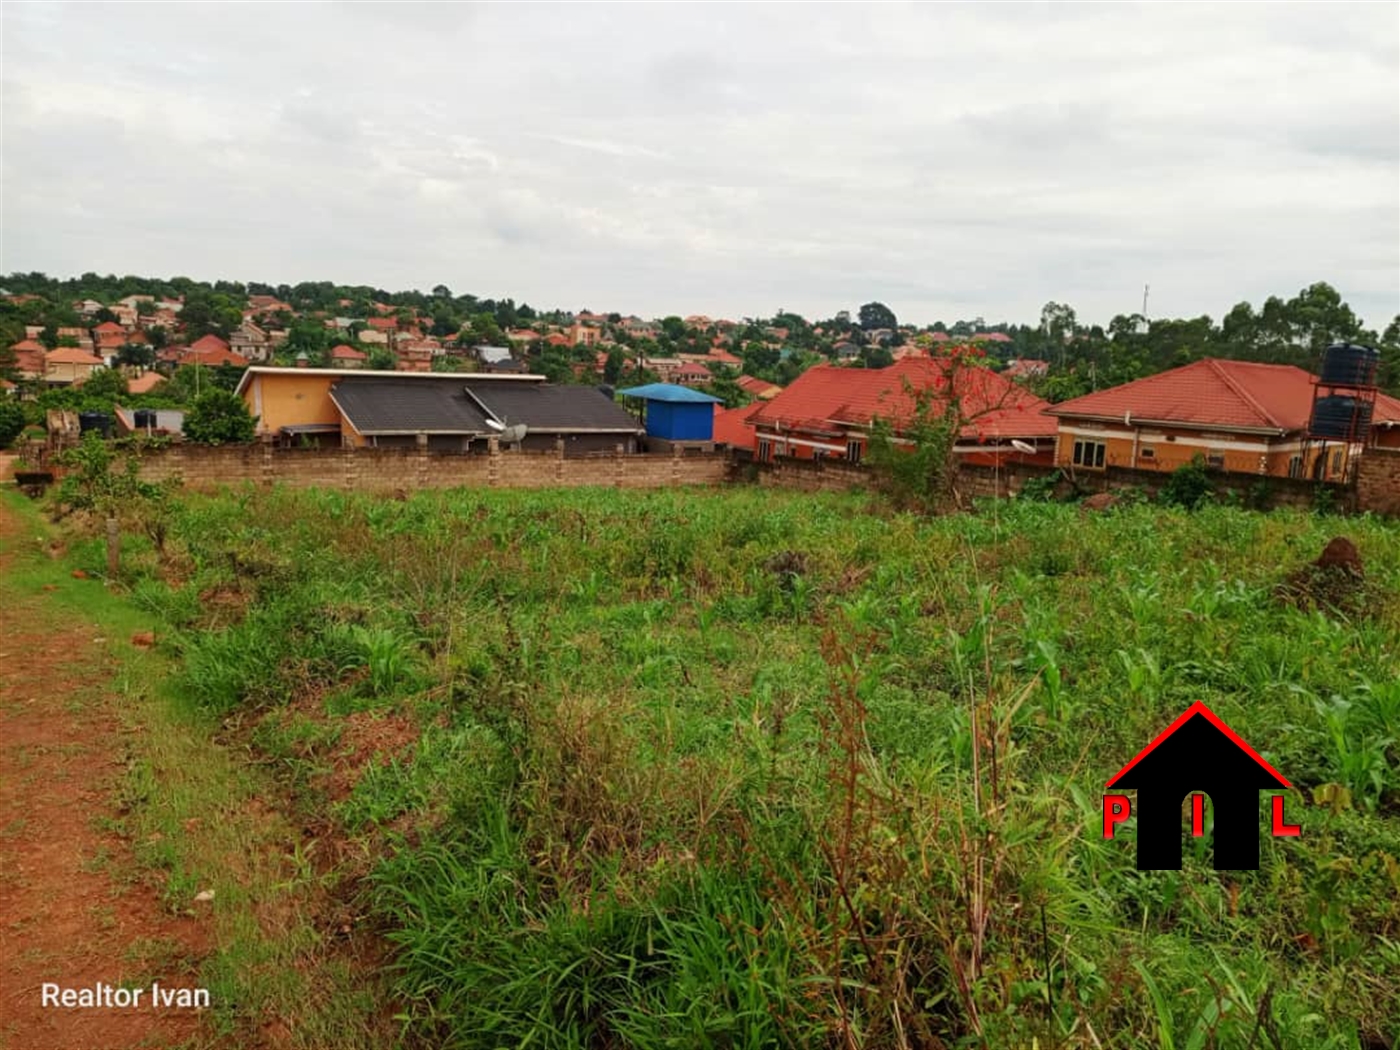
<box><xmin>500</xmin><ymin>423</ymin><xmax>528</xmax><ymax>445</ymax></box>
<box><xmin>1011</xmin><ymin>440</ymin><xmax>1036</xmax><ymax>455</ymax></box>
<box><xmin>484</xmin><ymin>418</ymin><xmax>505</xmax><ymax>432</ymax></box>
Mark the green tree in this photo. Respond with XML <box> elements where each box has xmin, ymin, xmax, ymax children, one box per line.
<box><xmin>859</xmin><ymin>301</ymin><xmax>898</xmax><ymax>331</ymax></box>
<box><xmin>116</xmin><ymin>343</ymin><xmax>155</xmax><ymax>368</ymax></box>
<box><xmin>183</xmin><ymin>389</ymin><xmax>257</xmax><ymax>444</ymax></box>
<box><xmin>603</xmin><ymin>347</ymin><xmax>626</xmax><ymax>385</ymax></box>
<box><xmin>0</xmin><ymin>400</ymin><xmax>25</xmax><ymax>447</ymax></box>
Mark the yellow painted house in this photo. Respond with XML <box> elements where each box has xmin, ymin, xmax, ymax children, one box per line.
<box><xmin>1047</xmin><ymin>359</ymin><xmax>1400</xmax><ymax>482</ymax></box>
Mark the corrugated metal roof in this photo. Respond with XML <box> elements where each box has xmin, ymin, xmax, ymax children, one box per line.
<box><xmin>468</xmin><ymin>383</ymin><xmax>643</xmax><ymax>432</ymax></box>
<box><xmin>330</xmin><ymin>377</ymin><xmax>493</xmax><ymax>434</ymax></box>
<box><xmin>617</xmin><ymin>383</ymin><xmax>722</xmax><ymax>404</ymax></box>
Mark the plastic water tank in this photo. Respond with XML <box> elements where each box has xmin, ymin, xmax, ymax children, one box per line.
<box><xmin>1310</xmin><ymin>395</ymin><xmax>1373</xmax><ymax>439</ymax></box>
<box><xmin>133</xmin><ymin>408</ymin><xmax>157</xmax><ymax>430</ymax></box>
<box><xmin>1320</xmin><ymin>343</ymin><xmax>1380</xmax><ymax>387</ymax></box>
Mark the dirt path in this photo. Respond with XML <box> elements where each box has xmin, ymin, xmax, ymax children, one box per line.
<box><xmin>0</xmin><ymin>501</ymin><xmax>210</xmax><ymax>1050</ymax></box>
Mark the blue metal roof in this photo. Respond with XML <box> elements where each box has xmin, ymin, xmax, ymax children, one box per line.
<box><xmin>616</xmin><ymin>383</ymin><xmax>722</xmax><ymax>404</ymax></box>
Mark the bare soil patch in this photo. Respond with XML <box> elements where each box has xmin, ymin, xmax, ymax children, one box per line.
<box><xmin>0</xmin><ymin>502</ymin><xmax>209</xmax><ymax>1050</ymax></box>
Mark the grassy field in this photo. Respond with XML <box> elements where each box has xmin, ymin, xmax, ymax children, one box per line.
<box><xmin>45</xmin><ymin>484</ymin><xmax>1400</xmax><ymax>1048</ymax></box>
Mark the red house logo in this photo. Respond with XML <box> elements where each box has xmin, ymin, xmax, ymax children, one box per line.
<box><xmin>1103</xmin><ymin>702</ymin><xmax>1300</xmax><ymax>870</ymax></box>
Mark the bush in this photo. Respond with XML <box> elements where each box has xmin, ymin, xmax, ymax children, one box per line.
<box><xmin>184</xmin><ymin>389</ymin><xmax>257</xmax><ymax>445</ymax></box>
<box><xmin>1159</xmin><ymin>454</ymin><xmax>1214</xmax><ymax>509</ymax></box>
<box><xmin>0</xmin><ymin>400</ymin><xmax>24</xmax><ymax>447</ymax></box>
<box><xmin>1017</xmin><ymin>469</ymin><xmax>1061</xmax><ymax>502</ymax></box>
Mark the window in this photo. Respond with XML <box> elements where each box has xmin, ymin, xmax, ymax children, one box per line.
<box><xmin>1072</xmin><ymin>439</ymin><xmax>1106</xmax><ymax>469</ymax></box>
<box><xmin>1139</xmin><ymin>447</ymin><xmax>1155</xmax><ymax>460</ymax></box>
<box><xmin>846</xmin><ymin>439</ymin><xmax>863</xmax><ymax>464</ymax></box>
<box><xmin>757</xmin><ymin>439</ymin><xmax>772</xmax><ymax>463</ymax></box>
<box><xmin>1331</xmin><ymin>450</ymin><xmax>1343</xmax><ymax>475</ymax></box>
<box><xmin>1206</xmin><ymin>454</ymin><xmax>1225</xmax><ymax>469</ymax></box>
<box><xmin>812</xmin><ymin>448</ymin><xmax>826</xmax><ymax>461</ymax></box>
<box><xmin>1287</xmin><ymin>455</ymin><xmax>1304</xmax><ymax>479</ymax></box>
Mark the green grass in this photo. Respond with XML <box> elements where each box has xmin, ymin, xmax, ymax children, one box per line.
<box><xmin>14</xmin><ymin>482</ymin><xmax>1400</xmax><ymax>1049</ymax></box>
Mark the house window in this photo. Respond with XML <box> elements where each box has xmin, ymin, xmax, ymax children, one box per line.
<box><xmin>1287</xmin><ymin>455</ymin><xmax>1304</xmax><ymax>479</ymax></box>
<box><xmin>757</xmin><ymin>438</ymin><xmax>772</xmax><ymax>463</ymax></box>
<box><xmin>1139</xmin><ymin>447</ymin><xmax>1155</xmax><ymax>460</ymax></box>
<box><xmin>846</xmin><ymin>439</ymin><xmax>862</xmax><ymax>464</ymax></box>
<box><xmin>1072</xmin><ymin>439</ymin><xmax>1106</xmax><ymax>469</ymax></box>
<box><xmin>1206</xmin><ymin>454</ymin><xmax>1225</xmax><ymax>469</ymax></box>
<box><xmin>1331</xmin><ymin>450</ymin><xmax>1343</xmax><ymax>475</ymax></box>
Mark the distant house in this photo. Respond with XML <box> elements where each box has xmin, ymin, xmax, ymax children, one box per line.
<box><xmin>56</xmin><ymin>327</ymin><xmax>95</xmax><ymax>351</ymax></box>
<box><xmin>393</xmin><ymin>344</ymin><xmax>434</xmax><ymax>372</ymax></box>
<box><xmin>234</xmin><ymin>367</ymin><xmax>642</xmax><ymax>453</ymax></box>
<box><xmin>329</xmin><ymin>344</ymin><xmax>368</xmax><ymax>370</ymax></box>
<box><xmin>506</xmin><ymin>329</ymin><xmax>541</xmax><ymax>344</ymax></box>
<box><xmin>231</xmin><ymin>321</ymin><xmax>273</xmax><ymax>363</ymax></box>
<box><xmin>114</xmin><ymin>405</ymin><xmax>185</xmax><ymax>439</ymax></box>
<box><xmin>126</xmin><ymin>370</ymin><xmax>168</xmax><ymax>395</ymax></box>
<box><xmin>92</xmin><ymin>321</ymin><xmax>127</xmax><ymax>353</ymax></box>
<box><xmin>570</xmin><ymin>323</ymin><xmax>602</xmax><ymax>348</ymax></box>
<box><xmin>544</xmin><ymin>332</ymin><xmax>572</xmax><ymax>348</ymax></box>
<box><xmin>1047</xmin><ymin>358</ymin><xmax>1400</xmax><ymax>481</ymax></box>
<box><xmin>9</xmin><ymin>339</ymin><xmax>48</xmax><ymax>380</ymax></box>
<box><xmin>736</xmin><ymin>375</ymin><xmax>783</xmax><ymax>400</ymax></box>
<box><xmin>45</xmin><ymin>346</ymin><xmax>107</xmax><ymax>386</ymax></box>
<box><xmin>1004</xmin><ymin>359</ymin><xmax>1050</xmax><ymax>381</ymax></box>
<box><xmin>747</xmin><ymin>357</ymin><xmax>1056</xmax><ymax>465</ymax></box>
<box><xmin>247</xmin><ymin>295</ymin><xmax>292</xmax><ymax>315</ymax></box>
<box><xmin>674</xmin><ymin>361</ymin><xmax>712</xmax><ymax>387</ymax></box>
<box><xmin>177</xmin><ymin>335</ymin><xmax>246</xmax><ymax>368</ymax></box>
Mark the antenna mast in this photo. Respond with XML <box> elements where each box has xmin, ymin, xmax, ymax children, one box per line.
<box><xmin>1142</xmin><ymin>284</ymin><xmax>1150</xmax><ymax>318</ymax></box>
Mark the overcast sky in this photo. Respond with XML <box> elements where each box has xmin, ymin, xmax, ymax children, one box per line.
<box><xmin>2</xmin><ymin>2</ymin><xmax>1397</xmax><ymax>329</ymax></box>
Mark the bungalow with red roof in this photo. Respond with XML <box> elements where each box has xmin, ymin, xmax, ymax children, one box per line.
<box><xmin>330</xmin><ymin>344</ymin><xmax>368</xmax><ymax>370</ymax></box>
<box><xmin>9</xmin><ymin>339</ymin><xmax>48</xmax><ymax>380</ymax></box>
<box><xmin>177</xmin><ymin>334</ymin><xmax>247</xmax><ymax>369</ymax></box>
<box><xmin>1047</xmin><ymin>358</ymin><xmax>1400</xmax><ymax>481</ymax></box>
<box><xmin>736</xmin><ymin>375</ymin><xmax>783</xmax><ymax>400</ymax></box>
<box><xmin>231</xmin><ymin>321</ymin><xmax>273</xmax><ymax>363</ymax></box>
<box><xmin>45</xmin><ymin>346</ymin><xmax>107</xmax><ymax>386</ymax></box>
<box><xmin>747</xmin><ymin>357</ymin><xmax>1056</xmax><ymax>465</ymax></box>
<box><xmin>93</xmin><ymin>321</ymin><xmax>129</xmax><ymax>355</ymax></box>
<box><xmin>674</xmin><ymin>361</ymin><xmax>712</xmax><ymax>387</ymax></box>
<box><xmin>127</xmin><ymin>371</ymin><xmax>168</xmax><ymax>395</ymax></box>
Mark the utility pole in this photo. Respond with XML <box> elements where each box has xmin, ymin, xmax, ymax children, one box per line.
<box><xmin>1142</xmin><ymin>284</ymin><xmax>1150</xmax><ymax>319</ymax></box>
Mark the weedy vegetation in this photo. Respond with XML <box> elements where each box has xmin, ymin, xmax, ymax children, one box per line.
<box><xmin>46</xmin><ymin>482</ymin><xmax>1400</xmax><ymax>1048</ymax></box>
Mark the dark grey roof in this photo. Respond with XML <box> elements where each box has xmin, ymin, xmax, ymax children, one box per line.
<box><xmin>330</xmin><ymin>377</ymin><xmax>493</xmax><ymax>434</ymax></box>
<box><xmin>467</xmin><ymin>383</ymin><xmax>642</xmax><ymax>433</ymax></box>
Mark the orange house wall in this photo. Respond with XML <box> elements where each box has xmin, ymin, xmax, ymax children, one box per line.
<box><xmin>1053</xmin><ymin>422</ymin><xmax>1341</xmax><ymax>479</ymax></box>
<box><xmin>243</xmin><ymin>373</ymin><xmax>346</xmax><ymax>439</ymax></box>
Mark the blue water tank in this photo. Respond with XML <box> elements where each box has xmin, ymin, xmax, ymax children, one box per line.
<box><xmin>78</xmin><ymin>411</ymin><xmax>112</xmax><ymax>437</ymax></box>
<box><xmin>1310</xmin><ymin>395</ymin><xmax>1373</xmax><ymax>439</ymax></box>
<box><xmin>1320</xmin><ymin>343</ymin><xmax>1380</xmax><ymax>387</ymax></box>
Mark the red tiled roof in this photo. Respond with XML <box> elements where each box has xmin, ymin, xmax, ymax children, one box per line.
<box><xmin>1371</xmin><ymin>390</ymin><xmax>1400</xmax><ymax>426</ymax></box>
<box><xmin>677</xmin><ymin>362</ymin><xmax>711</xmax><ymax>378</ymax></box>
<box><xmin>736</xmin><ymin>375</ymin><xmax>782</xmax><ymax>398</ymax></box>
<box><xmin>1049</xmin><ymin>359</ymin><xmax>1329</xmax><ymax>434</ymax></box>
<box><xmin>330</xmin><ymin>343</ymin><xmax>367</xmax><ymax>360</ymax></box>
<box><xmin>93</xmin><ymin>321</ymin><xmax>124</xmax><ymax>335</ymax></box>
<box><xmin>709</xmin><ymin>349</ymin><xmax>742</xmax><ymax>366</ymax></box>
<box><xmin>1004</xmin><ymin>359</ymin><xmax>1049</xmax><ymax>379</ymax></box>
<box><xmin>46</xmin><ymin>346</ymin><xmax>106</xmax><ymax>366</ymax></box>
<box><xmin>365</xmin><ymin>317</ymin><xmax>397</xmax><ymax>330</ymax></box>
<box><xmin>750</xmin><ymin>357</ymin><xmax>1055</xmax><ymax>440</ymax></box>
<box><xmin>712</xmin><ymin>402</ymin><xmax>763</xmax><ymax>448</ymax></box>
<box><xmin>127</xmin><ymin>371</ymin><xmax>167</xmax><ymax>394</ymax></box>
<box><xmin>10</xmin><ymin>339</ymin><xmax>46</xmax><ymax>352</ymax></box>
<box><xmin>189</xmin><ymin>334</ymin><xmax>231</xmax><ymax>354</ymax></box>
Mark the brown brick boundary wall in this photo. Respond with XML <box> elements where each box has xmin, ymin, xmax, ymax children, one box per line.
<box><xmin>1356</xmin><ymin>448</ymin><xmax>1400</xmax><ymax>517</ymax></box>
<box><xmin>740</xmin><ymin>454</ymin><xmax>1379</xmax><ymax>514</ymax></box>
<box><xmin>134</xmin><ymin>443</ymin><xmax>728</xmax><ymax>492</ymax></box>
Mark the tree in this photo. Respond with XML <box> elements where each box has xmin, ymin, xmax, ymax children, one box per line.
<box><xmin>432</xmin><ymin>284</ymin><xmax>452</xmax><ymax>299</ymax></box>
<box><xmin>603</xmin><ymin>347</ymin><xmax>626</xmax><ymax>385</ymax></box>
<box><xmin>183</xmin><ymin>389</ymin><xmax>257</xmax><ymax>444</ymax></box>
<box><xmin>0</xmin><ymin>400</ymin><xmax>25</xmax><ymax>447</ymax></box>
<box><xmin>661</xmin><ymin>316</ymin><xmax>688</xmax><ymax>341</ymax></box>
<box><xmin>116</xmin><ymin>343</ymin><xmax>155</xmax><ymax>368</ymax></box>
<box><xmin>859</xmin><ymin>302</ymin><xmax>898</xmax><ymax>331</ymax></box>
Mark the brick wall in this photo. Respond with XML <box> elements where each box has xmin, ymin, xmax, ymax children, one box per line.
<box><xmin>738</xmin><ymin>454</ymin><xmax>873</xmax><ymax>493</ymax></box>
<box><xmin>1356</xmin><ymin>448</ymin><xmax>1400</xmax><ymax>516</ymax></box>
<box><xmin>134</xmin><ymin>442</ymin><xmax>727</xmax><ymax>493</ymax></box>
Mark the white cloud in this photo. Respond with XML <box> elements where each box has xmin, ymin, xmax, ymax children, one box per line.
<box><xmin>1</xmin><ymin>0</ymin><xmax>1396</xmax><ymax>328</ymax></box>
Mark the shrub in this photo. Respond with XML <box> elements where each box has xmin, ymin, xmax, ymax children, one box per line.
<box><xmin>0</xmin><ymin>400</ymin><xmax>24</xmax><ymax>447</ymax></box>
<box><xmin>1159</xmin><ymin>454</ymin><xmax>1213</xmax><ymax>509</ymax></box>
<box><xmin>184</xmin><ymin>389</ymin><xmax>257</xmax><ymax>445</ymax></box>
<box><xmin>1017</xmin><ymin>469</ymin><xmax>1061</xmax><ymax>502</ymax></box>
